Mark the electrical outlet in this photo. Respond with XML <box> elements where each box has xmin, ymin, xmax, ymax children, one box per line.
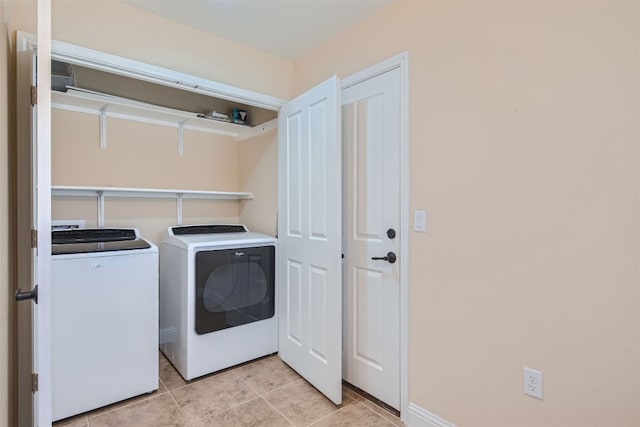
<box><xmin>523</xmin><ymin>367</ymin><xmax>543</xmax><ymax>399</ymax></box>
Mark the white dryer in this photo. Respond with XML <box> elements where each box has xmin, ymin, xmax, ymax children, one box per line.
<box><xmin>159</xmin><ymin>224</ymin><xmax>277</xmax><ymax>380</ymax></box>
<box><xmin>51</xmin><ymin>228</ymin><xmax>158</xmax><ymax>421</ymax></box>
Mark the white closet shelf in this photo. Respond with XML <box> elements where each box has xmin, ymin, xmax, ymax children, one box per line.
<box><xmin>52</xmin><ymin>185</ymin><xmax>254</xmax><ymax>200</ymax></box>
<box><xmin>51</xmin><ymin>89</ymin><xmax>259</xmax><ymax>138</ymax></box>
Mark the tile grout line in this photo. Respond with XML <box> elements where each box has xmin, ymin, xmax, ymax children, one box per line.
<box><xmin>87</xmin><ymin>354</ymin><xmax>373</xmax><ymax>426</ymax></box>
<box><xmin>176</xmin><ymin>370</ymin><xmax>267</xmax><ymax>424</ymax></box>
<box><xmin>249</xmin><ymin>376</ymin><xmax>361</xmax><ymax>427</ymax></box>
<box><xmin>166</xmin><ymin>372</ymin><xmax>230</xmax><ymax>424</ymax></box>
<box><xmin>228</xmin><ymin>369</ymin><xmax>265</xmax><ymax>404</ymax></box>
<box><xmin>186</xmin><ymin>396</ymin><xmax>265</xmax><ymax>425</ymax></box>
<box><xmin>68</xmin><ymin>353</ymin><xmax>251</xmax><ymax>425</ymax></box>
<box><xmin>362</xmin><ymin>403</ymin><xmax>402</xmax><ymax>427</ymax></box>
<box><xmin>296</xmin><ymin>386</ymin><xmax>361</xmax><ymax>427</ymax></box>
<box><xmin>223</xmin><ymin>370</ymin><xmax>288</xmax><ymax>419</ymax></box>
<box><xmin>357</xmin><ymin>401</ymin><xmax>397</xmax><ymax>427</ymax></box>
<box><xmin>342</xmin><ymin>388</ymin><xmax>363</xmax><ymax>403</ymax></box>
<box><xmin>85</xmin><ymin>388</ymin><xmax>164</xmax><ymax>420</ymax></box>
<box><xmin>230</xmin><ymin>361</ymin><xmax>302</xmax><ymax>400</ymax></box>
<box><xmin>229</xmin><ymin>364</ymin><xmax>303</xmax><ymax>426</ymax></box>
<box><xmin>307</xmin><ymin>397</ymin><xmax>392</xmax><ymax>427</ymax></box>
<box><xmin>305</xmin><ymin>403</ymin><xmax>349</xmax><ymax>427</ymax></box>
<box><xmin>83</xmin><ymin>356</ymin><xmax>170</xmax><ymax>420</ymax></box>
<box><xmin>231</xmin><ymin>368</ymin><xmax>266</xmax><ymax>394</ymax></box>
<box><xmin>165</xmin><ymin>380</ymin><xmax>191</xmax><ymax>424</ymax></box>
<box><xmin>259</xmin><ymin>395</ymin><xmax>297</xmax><ymax>427</ymax></box>
<box><xmin>274</xmin><ymin>384</ymin><xmax>358</xmax><ymax>427</ymax></box>
<box><xmin>359</xmin><ymin>400</ymin><xmax>403</xmax><ymax>426</ymax></box>
<box><xmin>258</xmin><ymin>376</ymin><xmax>305</xmax><ymax>397</ymax></box>
<box><xmin>167</xmin><ymin>369</ymin><xmax>231</xmax><ymax>393</ymax></box>
<box><xmin>344</xmin><ymin>385</ymin><xmax>401</xmax><ymax>424</ymax></box>
<box><xmin>58</xmin><ymin>373</ymin><xmax>168</xmax><ymax>424</ymax></box>
<box><xmin>158</xmin><ymin>375</ymin><xmax>167</xmax><ymax>392</ymax></box>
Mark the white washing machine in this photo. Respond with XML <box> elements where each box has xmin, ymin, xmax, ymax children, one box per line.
<box><xmin>51</xmin><ymin>228</ymin><xmax>159</xmax><ymax>421</ymax></box>
<box><xmin>159</xmin><ymin>224</ymin><xmax>277</xmax><ymax>380</ymax></box>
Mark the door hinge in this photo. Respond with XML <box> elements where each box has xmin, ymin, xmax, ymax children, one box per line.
<box><xmin>30</xmin><ymin>85</ymin><xmax>37</xmax><ymax>106</ymax></box>
<box><xmin>30</xmin><ymin>229</ymin><xmax>37</xmax><ymax>249</ymax></box>
<box><xmin>32</xmin><ymin>373</ymin><xmax>38</xmax><ymax>393</ymax></box>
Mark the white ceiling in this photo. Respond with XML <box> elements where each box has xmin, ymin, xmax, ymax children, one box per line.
<box><xmin>123</xmin><ymin>0</ymin><xmax>392</xmax><ymax>60</ymax></box>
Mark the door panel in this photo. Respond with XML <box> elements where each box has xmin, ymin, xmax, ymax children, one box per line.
<box><xmin>354</xmin><ymin>267</ymin><xmax>384</xmax><ymax>368</ymax></box>
<box><xmin>285</xmin><ymin>260</ymin><xmax>303</xmax><ymax>345</ymax></box>
<box><xmin>286</xmin><ymin>111</ymin><xmax>303</xmax><ymax>236</ymax></box>
<box><xmin>342</xmin><ymin>67</ymin><xmax>401</xmax><ymax>409</ymax></box>
<box><xmin>354</xmin><ymin>94</ymin><xmax>385</xmax><ymax>241</ymax></box>
<box><xmin>278</xmin><ymin>76</ymin><xmax>342</xmax><ymax>404</ymax></box>
<box><xmin>309</xmin><ymin>266</ymin><xmax>328</xmax><ymax>362</ymax></box>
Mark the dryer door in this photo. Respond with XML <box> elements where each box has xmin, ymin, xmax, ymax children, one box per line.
<box><xmin>195</xmin><ymin>245</ymin><xmax>275</xmax><ymax>334</ymax></box>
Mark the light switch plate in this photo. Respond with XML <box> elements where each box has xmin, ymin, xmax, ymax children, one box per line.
<box><xmin>414</xmin><ymin>210</ymin><xmax>426</xmax><ymax>232</ymax></box>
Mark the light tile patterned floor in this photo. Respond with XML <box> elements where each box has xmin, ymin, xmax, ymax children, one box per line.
<box><xmin>53</xmin><ymin>352</ymin><xmax>402</xmax><ymax>427</ymax></box>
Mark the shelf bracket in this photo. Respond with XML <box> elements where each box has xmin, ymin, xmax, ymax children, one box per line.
<box><xmin>97</xmin><ymin>190</ymin><xmax>105</xmax><ymax>227</ymax></box>
<box><xmin>176</xmin><ymin>194</ymin><xmax>183</xmax><ymax>225</ymax></box>
<box><xmin>99</xmin><ymin>105</ymin><xmax>108</xmax><ymax>149</ymax></box>
<box><xmin>178</xmin><ymin>120</ymin><xmax>187</xmax><ymax>157</ymax></box>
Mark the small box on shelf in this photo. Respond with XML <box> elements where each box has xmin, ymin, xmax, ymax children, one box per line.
<box><xmin>231</xmin><ymin>108</ymin><xmax>248</xmax><ymax>125</ymax></box>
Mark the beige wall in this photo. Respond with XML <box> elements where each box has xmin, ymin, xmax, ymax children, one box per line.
<box><xmin>46</xmin><ymin>0</ymin><xmax>293</xmax><ymax>241</ymax></box>
<box><xmin>52</xmin><ymin>0</ymin><xmax>293</xmax><ymax>99</ymax></box>
<box><xmin>5</xmin><ymin>1</ymin><xmax>639</xmax><ymax>426</ymax></box>
<box><xmin>294</xmin><ymin>2</ymin><xmax>640</xmax><ymax>426</ymax></box>
<box><xmin>52</xmin><ymin>109</ymin><xmax>246</xmax><ymax>244</ymax></box>
<box><xmin>239</xmin><ymin>129</ymin><xmax>278</xmax><ymax>236</ymax></box>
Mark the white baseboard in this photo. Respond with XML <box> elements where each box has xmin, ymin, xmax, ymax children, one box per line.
<box><xmin>407</xmin><ymin>403</ymin><xmax>456</xmax><ymax>427</ymax></box>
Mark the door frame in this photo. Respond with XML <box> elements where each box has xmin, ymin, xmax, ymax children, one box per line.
<box><xmin>23</xmin><ymin>32</ymin><xmax>409</xmax><ymax>423</ymax></box>
<box><xmin>341</xmin><ymin>52</ymin><xmax>410</xmax><ymax>422</ymax></box>
<box><xmin>16</xmin><ymin>30</ymin><xmax>36</xmax><ymax>427</ymax></box>
<box><xmin>16</xmin><ymin>2</ymin><xmax>53</xmax><ymax>422</ymax></box>
<box><xmin>18</xmin><ymin>32</ymin><xmax>284</xmax><ymax>427</ymax></box>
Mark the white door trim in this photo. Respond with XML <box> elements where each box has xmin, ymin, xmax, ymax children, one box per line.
<box><xmin>35</xmin><ymin>5</ymin><xmax>53</xmax><ymax>423</ymax></box>
<box><xmin>341</xmin><ymin>52</ymin><xmax>410</xmax><ymax>423</ymax></box>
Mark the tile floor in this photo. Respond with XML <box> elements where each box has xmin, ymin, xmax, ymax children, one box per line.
<box><xmin>53</xmin><ymin>352</ymin><xmax>402</xmax><ymax>427</ymax></box>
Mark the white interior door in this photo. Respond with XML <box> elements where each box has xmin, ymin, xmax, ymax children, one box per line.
<box><xmin>16</xmin><ymin>15</ymin><xmax>53</xmax><ymax>426</ymax></box>
<box><xmin>278</xmin><ymin>76</ymin><xmax>342</xmax><ymax>404</ymax></box>
<box><xmin>342</xmin><ymin>67</ymin><xmax>401</xmax><ymax>409</ymax></box>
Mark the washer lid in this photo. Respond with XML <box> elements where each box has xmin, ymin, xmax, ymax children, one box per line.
<box><xmin>52</xmin><ymin>228</ymin><xmax>151</xmax><ymax>255</ymax></box>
